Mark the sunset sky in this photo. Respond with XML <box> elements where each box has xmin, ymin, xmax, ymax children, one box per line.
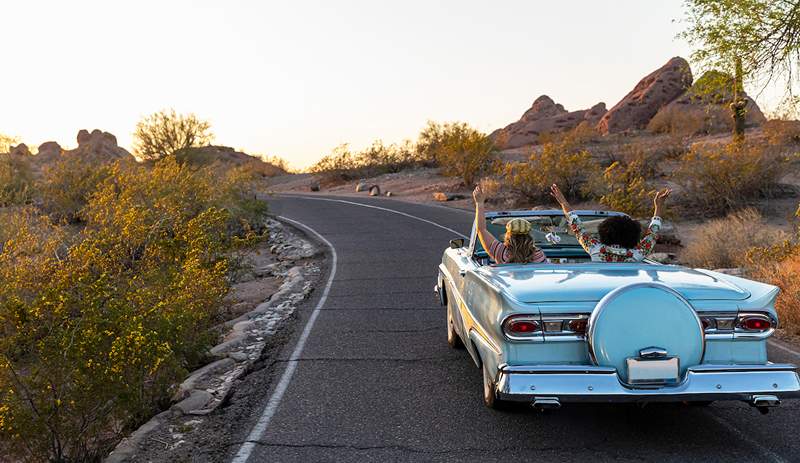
<box><xmin>0</xmin><ymin>0</ymin><xmax>764</xmax><ymax>169</ymax></box>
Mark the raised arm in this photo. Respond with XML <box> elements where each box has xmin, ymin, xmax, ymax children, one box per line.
<box><xmin>473</xmin><ymin>185</ymin><xmax>500</xmax><ymax>258</ymax></box>
<box><xmin>550</xmin><ymin>184</ymin><xmax>599</xmax><ymax>251</ymax></box>
<box><xmin>636</xmin><ymin>188</ymin><xmax>671</xmax><ymax>254</ymax></box>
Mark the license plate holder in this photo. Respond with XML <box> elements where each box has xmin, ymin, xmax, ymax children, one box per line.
<box><xmin>626</xmin><ymin>356</ymin><xmax>679</xmax><ymax>385</ymax></box>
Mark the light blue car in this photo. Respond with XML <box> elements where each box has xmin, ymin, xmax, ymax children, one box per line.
<box><xmin>436</xmin><ymin>209</ymin><xmax>800</xmax><ymax>412</ymax></box>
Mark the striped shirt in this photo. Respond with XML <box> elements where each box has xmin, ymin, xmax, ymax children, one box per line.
<box><xmin>488</xmin><ymin>239</ymin><xmax>547</xmax><ymax>264</ymax></box>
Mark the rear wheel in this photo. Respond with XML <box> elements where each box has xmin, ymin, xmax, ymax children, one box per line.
<box><xmin>446</xmin><ymin>302</ymin><xmax>464</xmax><ymax>349</ymax></box>
<box><xmin>482</xmin><ymin>363</ymin><xmax>509</xmax><ymax>409</ymax></box>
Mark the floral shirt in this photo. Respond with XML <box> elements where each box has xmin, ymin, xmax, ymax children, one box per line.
<box><xmin>566</xmin><ymin>211</ymin><xmax>661</xmax><ymax>263</ymax></box>
<box><xmin>488</xmin><ymin>239</ymin><xmax>547</xmax><ymax>264</ymax></box>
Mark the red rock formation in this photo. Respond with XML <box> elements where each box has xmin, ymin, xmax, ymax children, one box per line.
<box><xmin>597</xmin><ymin>57</ymin><xmax>693</xmax><ymax>134</ymax></box>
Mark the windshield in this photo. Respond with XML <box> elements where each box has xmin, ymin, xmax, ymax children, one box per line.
<box><xmin>477</xmin><ymin>214</ymin><xmax>611</xmax><ymax>255</ymax></box>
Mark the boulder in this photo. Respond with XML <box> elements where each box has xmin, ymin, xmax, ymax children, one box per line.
<box><xmin>433</xmin><ymin>192</ymin><xmax>465</xmax><ymax>201</ymax></box>
<box><xmin>36</xmin><ymin>141</ymin><xmax>63</xmax><ymax>162</ymax></box>
<box><xmin>651</xmin><ymin>70</ymin><xmax>766</xmax><ymax>134</ymax></box>
<box><xmin>355</xmin><ymin>181</ymin><xmax>368</xmax><ymax>192</ymax></box>
<box><xmin>491</xmin><ymin>95</ymin><xmax>607</xmax><ymax>149</ymax></box>
<box><xmin>308</xmin><ymin>181</ymin><xmax>320</xmax><ymax>192</ymax></box>
<box><xmin>368</xmin><ymin>185</ymin><xmax>381</xmax><ymax>196</ymax></box>
<box><xmin>64</xmin><ymin>129</ymin><xmax>134</xmax><ymax>162</ymax></box>
<box><xmin>597</xmin><ymin>57</ymin><xmax>693</xmax><ymax>134</ymax></box>
<box><xmin>8</xmin><ymin>143</ymin><xmax>31</xmax><ymax>157</ymax></box>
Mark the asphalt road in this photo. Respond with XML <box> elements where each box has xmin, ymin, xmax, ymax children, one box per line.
<box><xmin>219</xmin><ymin>194</ymin><xmax>800</xmax><ymax>463</ymax></box>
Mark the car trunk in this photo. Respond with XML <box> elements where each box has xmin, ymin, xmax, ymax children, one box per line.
<box><xmin>477</xmin><ymin>263</ymin><xmax>750</xmax><ymax>303</ymax></box>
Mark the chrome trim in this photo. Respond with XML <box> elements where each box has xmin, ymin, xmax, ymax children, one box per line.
<box><xmin>586</xmin><ymin>282</ymin><xmax>705</xmax><ymax>367</ymax></box>
<box><xmin>734</xmin><ymin>312</ymin><xmax>777</xmax><ymax>340</ymax></box>
<box><xmin>495</xmin><ymin>363</ymin><xmax>800</xmax><ymax>404</ymax></box>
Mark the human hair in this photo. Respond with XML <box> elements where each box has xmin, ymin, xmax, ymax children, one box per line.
<box><xmin>598</xmin><ymin>216</ymin><xmax>642</xmax><ymax>249</ymax></box>
<box><xmin>504</xmin><ymin>233</ymin><xmax>538</xmax><ymax>263</ymax></box>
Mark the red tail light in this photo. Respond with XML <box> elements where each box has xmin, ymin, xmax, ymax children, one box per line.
<box><xmin>740</xmin><ymin>316</ymin><xmax>772</xmax><ymax>332</ymax></box>
<box><xmin>508</xmin><ymin>320</ymin><xmax>540</xmax><ymax>333</ymax></box>
<box><xmin>568</xmin><ymin>319</ymin><xmax>587</xmax><ymax>334</ymax></box>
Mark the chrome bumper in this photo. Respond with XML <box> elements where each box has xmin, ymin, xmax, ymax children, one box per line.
<box><xmin>496</xmin><ymin>363</ymin><xmax>800</xmax><ymax>404</ymax></box>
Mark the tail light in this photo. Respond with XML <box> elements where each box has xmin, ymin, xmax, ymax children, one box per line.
<box><xmin>508</xmin><ymin>320</ymin><xmax>540</xmax><ymax>333</ymax></box>
<box><xmin>738</xmin><ymin>315</ymin><xmax>772</xmax><ymax>332</ymax></box>
<box><xmin>503</xmin><ymin>316</ymin><xmax>542</xmax><ymax>339</ymax></box>
<box><xmin>700</xmin><ymin>312</ymin><xmax>775</xmax><ymax>336</ymax></box>
<box><xmin>568</xmin><ymin>319</ymin><xmax>588</xmax><ymax>334</ymax></box>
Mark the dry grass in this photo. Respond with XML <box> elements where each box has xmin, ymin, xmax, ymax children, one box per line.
<box><xmin>680</xmin><ymin>208</ymin><xmax>787</xmax><ymax>269</ymax></box>
<box><xmin>748</xmin><ymin>250</ymin><xmax>800</xmax><ymax>335</ymax></box>
<box><xmin>763</xmin><ymin>119</ymin><xmax>800</xmax><ymax>146</ymax></box>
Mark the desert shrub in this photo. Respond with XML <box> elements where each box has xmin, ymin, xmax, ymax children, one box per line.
<box><xmin>672</xmin><ymin>142</ymin><xmax>787</xmax><ymax>216</ymax></box>
<box><xmin>0</xmin><ymin>154</ymin><xmax>35</xmax><ymax>207</ymax></box>
<box><xmin>503</xmin><ymin>140</ymin><xmax>601</xmax><ymax>202</ymax></box>
<box><xmin>0</xmin><ymin>134</ymin><xmax>18</xmax><ymax>153</ymax></box>
<box><xmin>310</xmin><ymin>141</ymin><xmax>422</xmax><ymax>185</ymax></box>
<box><xmin>39</xmin><ymin>157</ymin><xmax>117</xmax><ymax>223</ymax></box>
<box><xmin>0</xmin><ymin>157</ymin><xmax>267</xmax><ymax>461</ymax></box>
<box><xmin>598</xmin><ymin>160</ymin><xmax>655</xmax><ymax>218</ymax></box>
<box><xmin>680</xmin><ymin>208</ymin><xmax>787</xmax><ymax>269</ymax></box>
<box><xmin>133</xmin><ymin>109</ymin><xmax>214</xmax><ymax>160</ymax></box>
<box><xmin>647</xmin><ymin>105</ymin><xmax>710</xmax><ymax>136</ymax></box>
<box><xmin>416</xmin><ymin>121</ymin><xmax>495</xmax><ymax>185</ymax></box>
<box><xmin>763</xmin><ymin>119</ymin><xmax>800</xmax><ymax>146</ymax></box>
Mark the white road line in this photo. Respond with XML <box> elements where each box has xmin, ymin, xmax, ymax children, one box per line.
<box><xmin>231</xmin><ymin>215</ymin><xmax>338</xmax><ymax>463</ymax></box>
<box><xmin>707</xmin><ymin>412</ymin><xmax>787</xmax><ymax>463</ymax></box>
<box><xmin>277</xmin><ymin>195</ymin><xmax>469</xmax><ymax>239</ymax></box>
<box><xmin>768</xmin><ymin>339</ymin><xmax>800</xmax><ymax>359</ymax></box>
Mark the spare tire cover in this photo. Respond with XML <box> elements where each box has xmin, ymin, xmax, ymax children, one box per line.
<box><xmin>588</xmin><ymin>282</ymin><xmax>703</xmax><ymax>382</ymax></box>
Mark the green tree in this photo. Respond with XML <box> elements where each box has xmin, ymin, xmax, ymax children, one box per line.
<box><xmin>681</xmin><ymin>0</ymin><xmax>800</xmax><ymax>138</ymax></box>
<box><xmin>133</xmin><ymin>109</ymin><xmax>214</xmax><ymax>160</ymax></box>
<box><xmin>416</xmin><ymin>121</ymin><xmax>495</xmax><ymax>185</ymax></box>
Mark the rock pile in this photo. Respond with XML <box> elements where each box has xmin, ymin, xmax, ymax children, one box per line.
<box><xmin>491</xmin><ymin>56</ymin><xmax>767</xmax><ymax>148</ymax></box>
<box><xmin>491</xmin><ymin>96</ymin><xmax>606</xmax><ymax>149</ymax></box>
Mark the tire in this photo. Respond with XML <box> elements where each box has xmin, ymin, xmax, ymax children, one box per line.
<box><xmin>446</xmin><ymin>302</ymin><xmax>464</xmax><ymax>349</ymax></box>
<box><xmin>482</xmin><ymin>363</ymin><xmax>509</xmax><ymax>409</ymax></box>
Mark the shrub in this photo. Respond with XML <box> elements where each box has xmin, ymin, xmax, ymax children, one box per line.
<box><xmin>763</xmin><ymin>119</ymin><xmax>800</xmax><ymax>146</ymax></box>
<box><xmin>672</xmin><ymin>142</ymin><xmax>787</xmax><ymax>216</ymax></box>
<box><xmin>680</xmin><ymin>208</ymin><xmax>787</xmax><ymax>269</ymax></box>
<box><xmin>647</xmin><ymin>105</ymin><xmax>710</xmax><ymax>136</ymax></box>
<box><xmin>0</xmin><ymin>157</ymin><xmax>266</xmax><ymax>461</ymax></box>
<box><xmin>39</xmin><ymin>157</ymin><xmax>117</xmax><ymax>223</ymax></box>
<box><xmin>0</xmin><ymin>154</ymin><xmax>35</xmax><ymax>207</ymax></box>
<box><xmin>133</xmin><ymin>109</ymin><xmax>214</xmax><ymax>160</ymax></box>
<box><xmin>310</xmin><ymin>141</ymin><xmax>421</xmax><ymax>185</ymax></box>
<box><xmin>416</xmin><ymin>121</ymin><xmax>495</xmax><ymax>185</ymax></box>
<box><xmin>503</xmin><ymin>140</ymin><xmax>601</xmax><ymax>202</ymax></box>
<box><xmin>598</xmin><ymin>160</ymin><xmax>655</xmax><ymax>218</ymax></box>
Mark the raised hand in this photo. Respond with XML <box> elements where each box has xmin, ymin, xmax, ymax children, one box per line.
<box><xmin>473</xmin><ymin>185</ymin><xmax>486</xmax><ymax>205</ymax></box>
<box><xmin>550</xmin><ymin>184</ymin><xmax>571</xmax><ymax>213</ymax></box>
<box><xmin>653</xmin><ymin>188</ymin><xmax>672</xmax><ymax>216</ymax></box>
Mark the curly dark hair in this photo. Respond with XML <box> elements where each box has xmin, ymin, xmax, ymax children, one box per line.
<box><xmin>598</xmin><ymin>216</ymin><xmax>642</xmax><ymax>249</ymax></box>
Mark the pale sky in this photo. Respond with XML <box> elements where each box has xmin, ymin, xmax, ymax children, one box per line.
<box><xmin>0</xmin><ymin>0</ymin><xmax>742</xmax><ymax>169</ymax></box>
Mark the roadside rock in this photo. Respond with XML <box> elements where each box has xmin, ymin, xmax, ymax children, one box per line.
<box><xmin>355</xmin><ymin>181</ymin><xmax>368</xmax><ymax>192</ymax></box>
<box><xmin>368</xmin><ymin>185</ymin><xmax>381</xmax><ymax>196</ymax></box>
<box><xmin>171</xmin><ymin>390</ymin><xmax>213</xmax><ymax>416</ymax></box>
<box><xmin>597</xmin><ymin>57</ymin><xmax>693</xmax><ymax>134</ymax></box>
<box><xmin>491</xmin><ymin>95</ymin><xmax>607</xmax><ymax>149</ymax></box>
<box><xmin>308</xmin><ymin>181</ymin><xmax>320</xmax><ymax>192</ymax></box>
<box><xmin>433</xmin><ymin>192</ymin><xmax>465</xmax><ymax>201</ymax></box>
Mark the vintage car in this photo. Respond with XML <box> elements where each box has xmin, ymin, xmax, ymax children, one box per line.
<box><xmin>436</xmin><ymin>209</ymin><xmax>800</xmax><ymax>412</ymax></box>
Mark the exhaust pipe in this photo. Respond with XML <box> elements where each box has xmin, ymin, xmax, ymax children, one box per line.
<box><xmin>751</xmin><ymin>395</ymin><xmax>780</xmax><ymax>414</ymax></box>
<box><xmin>532</xmin><ymin>397</ymin><xmax>561</xmax><ymax>410</ymax></box>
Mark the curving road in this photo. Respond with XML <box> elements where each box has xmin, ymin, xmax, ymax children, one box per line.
<box><xmin>184</xmin><ymin>194</ymin><xmax>800</xmax><ymax>462</ymax></box>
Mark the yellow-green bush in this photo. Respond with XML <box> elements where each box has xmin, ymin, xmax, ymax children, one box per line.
<box><xmin>416</xmin><ymin>121</ymin><xmax>495</xmax><ymax>185</ymax></box>
<box><xmin>39</xmin><ymin>157</ymin><xmax>117</xmax><ymax>223</ymax></box>
<box><xmin>672</xmin><ymin>142</ymin><xmax>787</xmax><ymax>216</ymax></box>
<box><xmin>598</xmin><ymin>159</ymin><xmax>655</xmax><ymax>218</ymax></box>
<box><xmin>0</xmin><ymin>157</ymin><xmax>267</xmax><ymax>461</ymax></box>
<box><xmin>503</xmin><ymin>140</ymin><xmax>601</xmax><ymax>203</ymax></box>
<box><xmin>310</xmin><ymin>141</ymin><xmax>421</xmax><ymax>185</ymax></box>
<box><xmin>0</xmin><ymin>154</ymin><xmax>36</xmax><ymax>207</ymax></box>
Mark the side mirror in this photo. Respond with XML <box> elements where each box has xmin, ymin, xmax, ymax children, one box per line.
<box><xmin>449</xmin><ymin>238</ymin><xmax>465</xmax><ymax>249</ymax></box>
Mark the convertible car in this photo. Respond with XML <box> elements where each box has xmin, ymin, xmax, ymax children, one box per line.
<box><xmin>435</xmin><ymin>209</ymin><xmax>800</xmax><ymax>413</ymax></box>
